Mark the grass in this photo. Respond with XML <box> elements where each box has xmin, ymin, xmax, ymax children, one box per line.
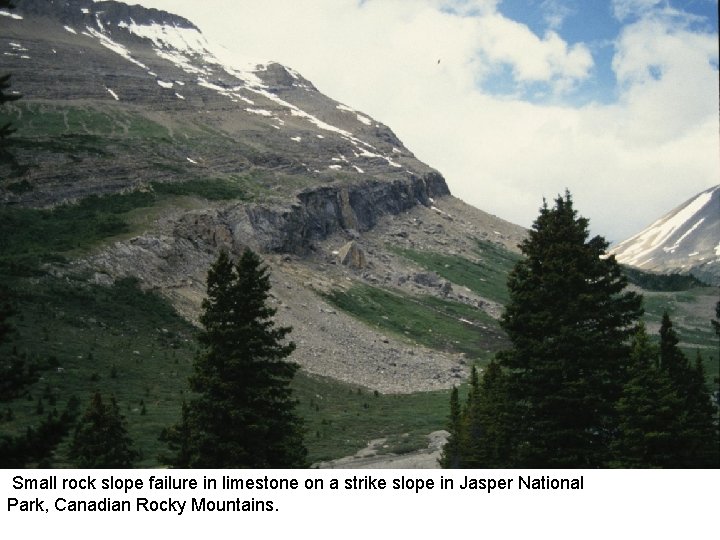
<box><xmin>390</xmin><ymin>239</ymin><xmax>520</xmax><ymax>304</ymax></box>
<box><xmin>8</xmin><ymin>102</ymin><xmax>171</xmax><ymax>140</ymax></box>
<box><xmin>0</xmin><ymin>191</ymin><xmax>156</xmax><ymax>274</ymax></box>
<box><xmin>0</xmin><ymin>178</ymin><xmax>259</xmax><ymax>275</ymax></box>
<box><xmin>323</xmin><ymin>284</ymin><xmax>506</xmax><ymax>360</ymax></box>
<box><xmin>0</xmin><ymin>274</ymin><xmax>456</xmax><ymax>466</ymax></box>
<box><xmin>0</xmin><ymin>276</ymin><xmax>199</xmax><ymax>467</ymax></box>
<box><xmin>151</xmin><ymin>178</ymin><xmax>249</xmax><ymax>201</ymax></box>
<box><xmin>293</xmin><ymin>373</ymin><xmax>456</xmax><ymax>463</ymax></box>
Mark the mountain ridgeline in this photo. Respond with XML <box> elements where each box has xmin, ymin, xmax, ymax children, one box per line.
<box><xmin>612</xmin><ymin>185</ymin><xmax>720</xmax><ymax>286</ymax></box>
<box><xmin>1</xmin><ymin>0</ymin><xmax>717</xmax><ymax>467</ymax></box>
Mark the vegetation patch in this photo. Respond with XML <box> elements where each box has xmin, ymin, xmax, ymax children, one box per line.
<box><xmin>623</xmin><ymin>266</ymin><xmax>710</xmax><ymax>291</ymax></box>
<box><xmin>0</xmin><ymin>274</ymin><xmax>456</xmax><ymax>465</ymax></box>
<box><xmin>151</xmin><ymin>178</ymin><xmax>249</xmax><ymax>201</ymax></box>
<box><xmin>0</xmin><ymin>191</ymin><xmax>156</xmax><ymax>273</ymax></box>
<box><xmin>8</xmin><ymin>102</ymin><xmax>171</xmax><ymax>140</ymax></box>
<box><xmin>293</xmin><ymin>373</ymin><xmax>457</xmax><ymax>463</ymax></box>
<box><xmin>390</xmin><ymin>240</ymin><xmax>520</xmax><ymax>304</ymax></box>
<box><xmin>323</xmin><ymin>284</ymin><xmax>506</xmax><ymax>359</ymax></box>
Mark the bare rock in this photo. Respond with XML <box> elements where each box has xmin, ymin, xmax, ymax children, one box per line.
<box><xmin>338</xmin><ymin>241</ymin><xmax>367</xmax><ymax>269</ymax></box>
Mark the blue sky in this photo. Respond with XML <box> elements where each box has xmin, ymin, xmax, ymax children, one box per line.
<box><xmin>478</xmin><ymin>0</ymin><xmax>719</xmax><ymax>104</ymax></box>
<box><xmin>136</xmin><ymin>0</ymin><xmax>719</xmax><ymax>241</ymax></box>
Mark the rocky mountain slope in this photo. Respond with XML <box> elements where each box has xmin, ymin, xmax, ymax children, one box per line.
<box><xmin>1</xmin><ymin>0</ymin><xmax>526</xmax><ymax>393</ymax></box>
<box><xmin>611</xmin><ymin>185</ymin><xmax>720</xmax><ymax>285</ymax></box>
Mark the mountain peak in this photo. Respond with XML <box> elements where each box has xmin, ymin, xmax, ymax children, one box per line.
<box><xmin>611</xmin><ymin>185</ymin><xmax>720</xmax><ymax>284</ymax></box>
<box><xmin>14</xmin><ymin>0</ymin><xmax>198</xmax><ymax>30</ymax></box>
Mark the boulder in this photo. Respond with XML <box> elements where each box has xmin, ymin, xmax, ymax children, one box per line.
<box><xmin>337</xmin><ymin>241</ymin><xmax>367</xmax><ymax>269</ymax></box>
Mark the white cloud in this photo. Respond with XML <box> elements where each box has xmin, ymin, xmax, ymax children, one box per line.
<box><xmin>612</xmin><ymin>0</ymin><xmax>667</xmax><ymax>20</ymax></box>
<box><xmin>135</xmin><ymin>0</ymin><xmax>718</xmax><ymax>241</ymax></box>
<box><xmin>475</xmin><ymin>14</ymin><xmax>593</xmax><ymax>85</ymax></box>
<box><xmin>540</xmin><ymin>0</ymin><xmax>575</xmax><ymax>30</ymax></box>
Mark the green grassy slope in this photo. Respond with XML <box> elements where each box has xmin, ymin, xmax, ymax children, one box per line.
<box><xmin>0</xmin><ymin>275</ymin><xmax>457</xmax><ymax>466</ymax></box>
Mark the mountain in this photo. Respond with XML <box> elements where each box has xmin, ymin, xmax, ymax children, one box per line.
<box><xmin>3</xmin><ymin>0</ymin><xmax>718</xmax><ymax>466</ymax></box>
<box><xmin>611</xmin><ymin>185</ymin><xmax>720</xmax><ymax>285</ymax></box>
<box><xmin>1</xmin><ymin>0</ymin><xmax>526</xmax><ymax>396</ymax></box>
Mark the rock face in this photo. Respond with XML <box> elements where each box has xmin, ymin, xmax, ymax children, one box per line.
<box><xmin>2</xmin><ymin>0</ymin><xmax>529</xmax><ymax>393</ymax></box>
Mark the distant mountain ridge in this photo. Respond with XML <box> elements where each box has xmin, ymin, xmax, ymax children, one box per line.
<box><xmin>611</xmin><ymin>185</ymin><xmax>720</xmax><ymax>285</ymax></box>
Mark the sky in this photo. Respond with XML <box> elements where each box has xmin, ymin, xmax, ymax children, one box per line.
<box><xmin>132</xmin><ymin>0</ymin><xmax>719</xmax><ymax>242</ymax></box>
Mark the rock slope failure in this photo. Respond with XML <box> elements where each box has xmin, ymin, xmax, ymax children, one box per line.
<box><xmin>1</xmin><ymin>0</ymin><xmax>526</xmax><ymax>392</ymax></box>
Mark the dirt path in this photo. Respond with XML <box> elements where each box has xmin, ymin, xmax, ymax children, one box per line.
<box><xmin>315</xmin><ymin>431</ymin><xmax>448</xmax><ymax>469</ymax></box>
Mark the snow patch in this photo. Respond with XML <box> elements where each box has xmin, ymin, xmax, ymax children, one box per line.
<box><xmin>85</xmin><ymin>27</ymin><xmax>149</xmax><ymax>70</ymax></box>
<box><xmin>245</xmin><ymin>108</ymin><xmax>273</xmax><ymax>117</ymax></box>
<box><xmin>157</xmin><ymin>80</ymin><xmax>174</xmax><ymax>89</ymax></box>
<box><xmin>356</xmin><ymin>114</ymin><xmax>372</xmax><ymax>126</ymax></box>
<box><xmin>186</xmin><ymin>157</ymin><xmax>197</xmax><ymax>164</ymax></box>
<box><xmin>81</xmin><ymin>8</ymin><xmax>90</xmax><ymax>14</ymax></box>
<box><xmin>64</xmin><ymin>25</ymin><xmax>78</xmax><ymax>34</ymax></box>
<box><xmin>329</xmin><ymin>165</ymin><xmax>342</xmax><ymax>170</ymax></box>
<box><xmin>337</xmin><ymin>104</ymin><xmax>372</xmax><ymax>125</ymax></box>
<box><xmin>0</xmin><ymin>10</ymin><xmax>23</xmax><ymax>20</ymax></box>
<box><xmin>290</xmin><ymin>136</ymin><xmax>302</xmax><ymax>142</ymax></box>
<box><xmin>175</xmin><ymin>92</ymin><xmax>185</xmax><ymax>100</ymax></box>
<box><xmin>352</xmin><ymin>165</ymin><xmax>365</xmax><ymax>174</ymax></box>
<box><xmin>106</xmin><ymin>88</ymin><xmax>119</xmax><ymax>100</ymax></box>
<box><xmin>661</xmin><ymin>217</ymin><xmax>705</xmax><ymax>254</ymax></box>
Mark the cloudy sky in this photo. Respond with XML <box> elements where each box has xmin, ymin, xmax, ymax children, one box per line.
<box><xmin>135</xmin><ymin>0</ymin><xmax>718</xmax><ymax>242</ymax></box>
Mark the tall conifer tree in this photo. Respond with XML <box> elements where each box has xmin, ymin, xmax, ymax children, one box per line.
<box><xmin>657</xmin><ymin>312</ymin><xmax>718</xmax><ymax>466</ymax></box>
<box><xmin>612</xmin><ymin>324</ymin><xmax>684</xmax><ymax>467</ymax></box>
<box><xmin>498</xmin><ymin>192</ymin><xmax>643</xmax><ymax>467</ymax></box>
<box><xmin>163</xmin><ymin>249</ymin><xmax>306</xmax><ymax>468</ymax></box>
<box><xmin>439</xmin><ymin>386</ymin><xmax>462</xmax><ymax>468</ymax></box>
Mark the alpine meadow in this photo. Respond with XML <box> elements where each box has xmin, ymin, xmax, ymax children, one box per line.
<box><xmin>1</xmin><ymin>0</ymin><xmax>718</xmax><ymax>469</ymax></box>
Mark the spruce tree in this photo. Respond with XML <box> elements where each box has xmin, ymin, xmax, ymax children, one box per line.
<box><xmin>439</xmin><ymin>386</ymin><xmax>462</xmax><ymax>468</ymax></box>
<box><xmin>612</xmin><ymin>324</ymin><xmax>684</xmax><ymax>467</ymax></box>
<box><xmin>163</xmin><ymin>249</ymin><xmax>306</xmax><ymax>468</ymax></box>
<box><xmin>70</xmin><ymin>392</ymin><xmax>138</xmax><ymax>468</ymax></box>
<box><xmin>472</xmin><ymin>360</ymin><xmax>515</xmax><ymax>468</ymax></box>
<box><xmin>677</xmin><ymin>352</ymin><xmax>719</xmax><ymax>467</ymax></box>
<box><xmin>657</xmin><ymin>313</ymin><xmax>718</xmax><ymax>466</ymax></box>
<box><xmin>659</xmin><ymin>312</ymin><xmax>691</xmax><ymax>389</ymax></box>
<box><xmin>499</xmin><ymin>192</ymin><xmax>643</xmax><ymax>467</ymax></box>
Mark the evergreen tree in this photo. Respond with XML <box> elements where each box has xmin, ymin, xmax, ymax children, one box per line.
<box><xmin>659</xmin><ymin>312</ymin><xmax>691</xmax><ymax>388</ymax></box>
<box><xmin>459</xmin><ymin>365</ymin><xmax>483</xmax><ymax>467</ymax></box>
<box><xmin>677</xmin><ymin>352</ymin><xmax>719</xmax><ymax>467</ymax></box>
<box><xmin>439</xmin><ymin>386</ymin><xmax>462</xmax><ymax>468</ymax></box>
<box><xmin>163</xmin><ymin>249</ymin><xmax>306</xmax><ymax>468</ymax></box>
<box><xmin>471</xmin><ymin>361</ymin><xmax>515</xmax><ymax>468</ymax></box>
<box><xmin>657</xmin><ymin>313</ymin><xmax>718</xmax><ymax>466</ymax></box>
<box><xmin>498</xmin><ymin>192</ymin><xmax>643</xmax><ymax>467</ymax></box>
<box><xmin>70</xmin><ymin>392</ymin><xmax>138</xmax><ymax>468</ymax></box>
<box><xmin>612</xmin><ymin>324</ymin><xmax>684</xmax><ymax>467</ymax></box>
